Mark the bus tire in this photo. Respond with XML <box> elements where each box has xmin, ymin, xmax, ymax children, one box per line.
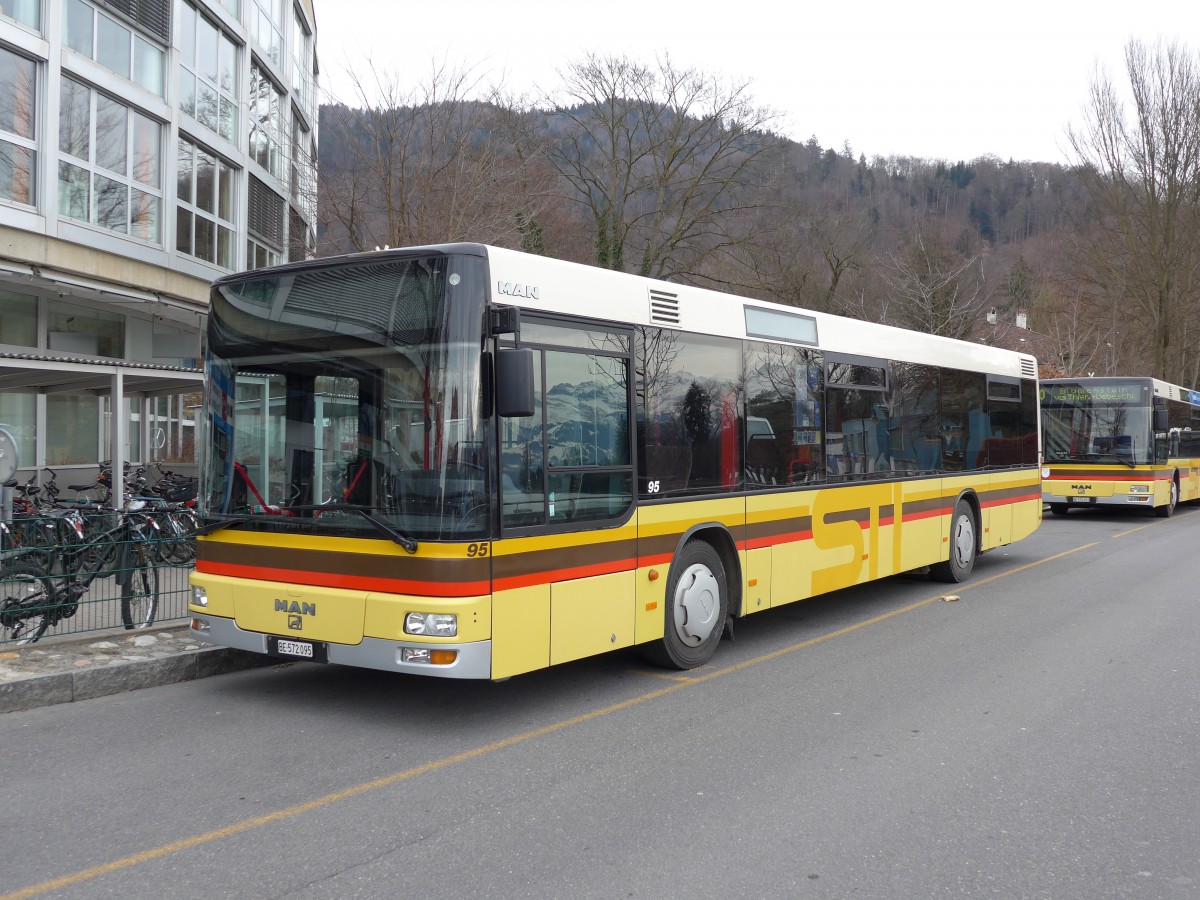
<box><xmin>931</xmin><ymin>499</ymin><xmax>977</xmax><ymax>583</ymax></box>
<box><xmin>641</xmin><ymin>540</ymin><xmax>728</xmax><ymax>670</ymax></box>
<box><xmin>1155</xmin><ymin>477</ymin><xmax>1178</xmax><ymax>518</ymax></box>
<box><xmin>1049</xmin><ymin>503</ymin><xmax>1069</xmax><ymax>516</ymax></box>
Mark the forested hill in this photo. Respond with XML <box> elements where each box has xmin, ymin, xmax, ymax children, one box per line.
<box><xmin>313</xmin><ymin>63</ymin><xmax>1197</xmax><ymax>388</ymax></box>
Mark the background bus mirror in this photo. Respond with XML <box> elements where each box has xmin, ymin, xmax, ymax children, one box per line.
<box><xmin>1154</xmin><ymin>408</ymin><xmax>1169</xmax><ymax>431</ymax></box>
<box><xmin>496</xmin><ymin>348</ymin><xmax>535</xmax><ymax>418</ymax></box>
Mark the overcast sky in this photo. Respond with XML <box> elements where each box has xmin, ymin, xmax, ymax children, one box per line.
<box><xmin>314</xmin><ymin>0</ymin><xmax>1197</xmax><ymax>165</ymax></box>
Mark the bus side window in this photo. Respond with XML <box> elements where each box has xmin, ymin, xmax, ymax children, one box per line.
<box><xmin>745</xmin><ymin>343</ymin><xmax>824</xmax><ymax>487</ymax></box>
<box><xmin>637</xmin><ymin>329</ymin><xmax>742</xmax><ymax>496</ymax></box>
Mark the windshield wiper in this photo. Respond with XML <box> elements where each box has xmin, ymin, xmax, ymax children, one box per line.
<box><xmin>1049</xmin><ymin>453</ymin><xmax>1137</xmax><ymax>469</ymax></box>
<box><xmin>289</xmin><ymin>503</ymin><xmax>419</xmax><ymax>553</ymax></box>
<box><xmin>1091</xmin><ymin>452</ymin><xmax>1137</xmax><ymax>469</ymax></box>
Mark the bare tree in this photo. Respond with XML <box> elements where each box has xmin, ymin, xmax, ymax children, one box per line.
<box><xmin>1066</xmin><ymin>39</ymin><xmax>1200</xmax><ymax>382</ymax></box>
<box><xmin>881</xmin><ymin>229</ymin><xmax>991</xmax><ymax>339</ymax></box>
<box><xmin>317</xmin><ymin>62</ymin><xmax>552</xmax><ymax>254</ymax></box>
<box><xmin>538</xmin><ymin>53</ymin><xmax>782</xmax><ymax>284</ymax></box>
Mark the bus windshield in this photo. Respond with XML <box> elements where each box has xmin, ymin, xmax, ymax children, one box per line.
<box><xmin>1041</xmin><ymin>381</ymin><xmax>1151</xmax><ymax>466</ymax></box>
<box><xmin>201</xmin><ymin>253</ymin><xmax>491</xmax><ymax>540</ymax></box>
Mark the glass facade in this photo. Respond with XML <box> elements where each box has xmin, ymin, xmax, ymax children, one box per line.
<box><xmin>176</xmin><ymin>1</ymin><xmax>239</xmax><ymax>143</ymax></box>
<box><xmin>176</xmin><ymin>136</ymin><xmax>236</xmax><ymax>266</ymax></box>
<box><xmin>0</xmin><ymin>0</ymin><xmax>318</xmax><ymax>478</ymax></box>
<box><xmin>249</xmin><ymin>62</ymin><xmax>284</xmax><ymax>179</ymax></box>
<box><xmin>57</xmin><ymin>76</ymin><xmax>163</xmax><ymax>240</ymax></box>
<box><xmin>0</xmin><ymin>44</ymin><xmax>35</xmax><ymax>205</ymax></box>
<box><xmin>63</xmin><ymin>0</ymin><xmax>166</xmax><ymax>97</ymax></box>
<box><xmin>6</xmin><ymin>0</ymin><xmax>317</xmax><ymax>272</ymax></box>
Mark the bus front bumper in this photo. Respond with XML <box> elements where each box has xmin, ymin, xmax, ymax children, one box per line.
<box><xmin>1041</xmin><ymin>489</ymin><xmax>1154</xmax><ymax>509</ymax></box>
<box><xmin>189</xmin><ymin>614</ymin><xmax>493</xmax><ymax>679</ymax></box>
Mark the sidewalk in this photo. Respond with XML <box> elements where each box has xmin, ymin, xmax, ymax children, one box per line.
<box><xmin>0</xmin><ymin>623</ymin><xmax>273</xmax><ymax>713</ymax></box>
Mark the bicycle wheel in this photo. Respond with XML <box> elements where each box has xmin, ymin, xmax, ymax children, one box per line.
<box><xmin>1</xmin><ymin>556</ymin><xmax>54</xmax><ymax>644</ymax></box>
<box><xmin>162</xmin><ymin>512</ymin><xmax>194</xmax><ymax>565</ymax></box>
<box><xmin>120</xmin><ymin>543</ymin><xmax>159</xmax><ymax>629</ymax></box>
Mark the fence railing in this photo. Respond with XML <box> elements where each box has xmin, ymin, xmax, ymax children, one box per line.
<box><xmin>1</xmin><ymin>507</ymin><xmax>195</xmax><ymax>645</ymax></box>
<box><xmin>1</xmin><ymin>562</ymin><xmax>193</xmax><ymax>644</ymax></box>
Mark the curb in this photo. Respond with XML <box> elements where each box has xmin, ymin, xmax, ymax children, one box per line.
<box><xmin>0</xmin><ymin>644</ymin><xmax>275</xmax><ymax>714</ymax></box>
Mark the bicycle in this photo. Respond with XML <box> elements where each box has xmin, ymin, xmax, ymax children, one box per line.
<box><xmin>1</xmin><ymin>498</ymin><xmax>161</xmax><ymax>643</ymax></box>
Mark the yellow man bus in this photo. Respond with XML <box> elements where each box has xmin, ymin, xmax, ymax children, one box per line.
<box><xmin>1040</xmin><ymin>376</ymin><xmax>1200</xmax><ymax>517</ymax></box>
<box><xmin>190</xmin><ymin>244</ymin><xmax>1042</xmax><ymax>678</ymax></box>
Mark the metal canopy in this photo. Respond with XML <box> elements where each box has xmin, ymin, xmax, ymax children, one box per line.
<box><xmin>0</xmin><ymin>349</ymin><xmax>203</xmax><ymax>397</ymax></box>
<box><xmin>0</xmin><ymin>349</ymin><xmax>203</xmax><ymax>505</ymax></box>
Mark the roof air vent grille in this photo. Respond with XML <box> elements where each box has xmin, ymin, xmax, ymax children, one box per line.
<box><xmin>650</xmin><ymin>289</ymin><xmax>680</xmax><ymax>327</ymax></box>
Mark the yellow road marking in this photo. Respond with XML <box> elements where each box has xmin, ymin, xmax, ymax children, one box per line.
<box><xmin>1</xmin><ymin>540</ymin><xmax>1101</xmax><ymax>900</ymax></box>
<box><xmin>631</xmin><ymin>670</ymin><xmax>696</xmax><ymax>683</ymax></box>
<box><xmin>1112</xmin><ymin>520</ymin><xmax>1163</xmax><ymax>539</ymax></box>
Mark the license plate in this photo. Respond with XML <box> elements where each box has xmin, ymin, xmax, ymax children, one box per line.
<box><xmin>267</xmin><ymin>636</ymin><xmax>328</xmax><ymax>663</ymax></box>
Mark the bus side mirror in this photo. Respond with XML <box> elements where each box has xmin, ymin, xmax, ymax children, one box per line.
<box><xmin>1154</xmin><ymin>408</ymin><xmax>1169</xmax><ymax>431</ymax></box>
<box><xmin>496</xmin><ymin>347</ymin><xmax>535</xmax><ymax>418</ymax></box>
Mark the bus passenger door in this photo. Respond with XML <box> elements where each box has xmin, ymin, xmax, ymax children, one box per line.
<box><xmin>491</xmin><ymin>323</ymin><xmax>637</xmax><ymax>678</ymax></box>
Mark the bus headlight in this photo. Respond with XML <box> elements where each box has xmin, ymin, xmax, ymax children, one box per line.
<box><xmin>1128</xmin><ymin>484</ymin><xmax>1150</xmax><ymax>493</ymax></box>
<box><xmin>192</xmin><ymin>586</ymin><xmax>208</xmax><ymax>607</ymax></box>
<box><xmin>404</xmin><ymin>612</ymin><xmax>457</xmax><ymax>636</ymax></box>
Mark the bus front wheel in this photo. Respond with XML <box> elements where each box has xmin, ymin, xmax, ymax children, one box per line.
<box><xmin>641</xmin><ymin>540</ymin><xmax>728</xmax><ymax>670</ymax></box>
<box><xmin>1155</xmin><ymin>478</ymin><xmax>1179</xmax><ymax>518</ymax></box>
<box><xmin>931</xmin><ymin>500</ymin><xmax>977</xmax><ymax>583</ymax></box>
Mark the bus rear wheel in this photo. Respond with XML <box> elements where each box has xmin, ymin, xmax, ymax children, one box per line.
<box><xmin>931</xmin><ymin>500</ymin><xmax>977</xmax><ymax>583</ymax></box>
<box><xmin>641</xmin><ymin>540</ymin><xmax>728</xmax><ymax>670</ymax></box>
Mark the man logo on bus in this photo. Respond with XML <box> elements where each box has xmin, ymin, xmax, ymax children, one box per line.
<box><xmin>497</xmin><ymin>282</ymin><xmax>539</xmax><ymax>300</ymax></box>
<box><xmin>275</xmin><ymin>599</ymin><xmax>316</xmax><ymax>616</ymax></box>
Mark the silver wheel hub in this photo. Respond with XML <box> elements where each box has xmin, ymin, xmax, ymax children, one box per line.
<box><xmin>951</xmin><ymin>515</ymin><xmax>974</xmax><ymax>566</ymax></box>
<box><xmin>672</xmin><ymin>563</ymin><xmax>720</xmax><ymax>646</ymax></box>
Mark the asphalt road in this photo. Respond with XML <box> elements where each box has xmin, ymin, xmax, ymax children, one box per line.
<box><xmin>3</xmin><ymin>507</ymin><xmax>1199</xmax><ymax>899</ymax></box>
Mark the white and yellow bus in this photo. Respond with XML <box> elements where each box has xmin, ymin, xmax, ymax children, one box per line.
<box><xmin>190</xmin><ymin>244</ymin><xmax>1042</xmax><ymax>679</ymax></box>
<box><xmin>1041</xmin><ymin>376</ymin><xmax>1200</xmax><ymax>517</ymax></box>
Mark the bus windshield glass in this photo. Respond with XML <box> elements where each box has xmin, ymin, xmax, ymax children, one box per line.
<box><xmin>201</xmin><ymin>253</ymin><xmax>491</xmax><ymax>540</ymax></box>
<box><xmin>1041</xmin><ymin>381</ymin><xmax>1151</xmax><ymax>466</ymax></box>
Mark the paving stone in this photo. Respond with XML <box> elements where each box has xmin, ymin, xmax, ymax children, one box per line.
<box><xmin>0</xmin><ymin>624</ymin><xmax>274</xmax><ymax>713</ymax></box>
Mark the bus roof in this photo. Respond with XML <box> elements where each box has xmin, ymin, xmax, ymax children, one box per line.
<box><xmin>1043</xmin><ymin>375</ymin><xmax>1200</xmax><ymax>404</ymax></box>
<box><xmin>217</xmin><ymin>242</ymin><xmax>1038</xmax><ymax>380</ymax></box>
<box><xmin>482</xmin><ymin>245</ymin><xmax>1036</xmax><ymax>380</ymax></box>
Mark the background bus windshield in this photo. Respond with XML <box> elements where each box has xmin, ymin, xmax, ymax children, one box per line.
<box><xmin>1041</xmin><ymin>381</ymin><xmax>1152</xmax><ymax>465</ymax></box>
<box><xmin>202</xmin><ymin>254</ymin><xmax>490</xmax><ymax>539</ymax></box>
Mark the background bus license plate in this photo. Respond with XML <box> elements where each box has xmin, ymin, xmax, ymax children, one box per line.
<box><xmin>268</xmin><ymin>636</ymin><xmax>328</xmax><ymax>663</ymax></box>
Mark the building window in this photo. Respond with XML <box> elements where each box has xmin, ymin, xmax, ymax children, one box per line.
<box><xmin>291</xmin><ymin>9</ymin><xmax>315</xmax><ymax>125</ymax></box>
<box><xmin>247</xmin><ymin>175</ymin><xmax>283</xmax><ymax>269</ymax></box>
<box><xmin>0</xmin><ymin>392</ymin><xmax>35</xmax><ymax>465</ymax></box>
<box><xmin>176</xmin><ymin>136</ymin><xmax>236</xmax><ymax>268</ymax></box>
<box><xmin>0</xmin><ymin>0</ymin><xmax>39</xmax><ymax>29</ymax></box>
<box><xmin>63</xmin><ymin>0</ymin><xmax>166</xmax><ymax>97</ymax></box>
<box><xmin>249</xmin><ymin>0</ymin><xmax>283</xmax><ymax>68</ymax></box>
<box><xmin>47</xmin><ymin>298</ymin><xmax>125</xmax><ymax>358</ymax></box>
<box><xmin>92</xmin><ymin>0</ymin><xmax>171</xmax><ymax>42</ymax></box>
<box><xmin>249</xmin><ymin>63</ymin><xmax>284</xmax><ymax>179</ymax></box>
<box><xmin>0</xmin><ymin>46</ymin><xmax>36</xmax><ymax>206</ymax></box>
<box><xmin>0</xmin><ymin>290</ymin><xmax>36</xmax><ymax>345</ymax></box>
<box><xmin>175</xmin><ymin>0</ymin><xmax>238</xmax><ymax>144</ymax></box>
<box><xmin>47</xmin><ymin>395</ymin><xmax>100</xmax><ymax>464</ymax></box>
<box><xmin>289</xmin><ymin>114</ymin><xmax>314</xmax><ymax>208</ymax></box>
<box><xmin>58</xmin><ymin>76</ymin><xmax>163</xmax><ymax>241</ymax></box>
